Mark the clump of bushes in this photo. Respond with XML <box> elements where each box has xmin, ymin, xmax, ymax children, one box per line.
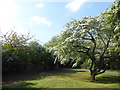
<box><xmin>2</xmin><ymin>31</ymin><xmax>55</xmax><ymax>74</ymax></box>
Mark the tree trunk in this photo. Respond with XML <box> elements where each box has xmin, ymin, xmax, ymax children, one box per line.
<box><xmin>91</xmin><ymin>73</ymin><xmax>95</xmax><ymax>81</ymax></box>
<box><xmin>90</xmin><ymin>70</ymin><xmax>96</xmax><ymax>81</ymax></box>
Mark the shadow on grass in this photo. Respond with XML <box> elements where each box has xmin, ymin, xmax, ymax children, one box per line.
<box><xmin>3</xmin><ymin>69</ymin><xmax>88</xmax><ymax>88</ymax></box>
<box><xmin>93</xmin><ymin>75</ymin><xmax>120</xmax><ymax>84</ymax></box>
<box><xmin>57</xmin><ymin>69</ymin><xmax>87</xmax><ymax>74</ymax></box>
<box><xmin>59</xmin><ymin>70</ymin><xmax>120</xmax><ymax>84</ymax></box>
<box><xmin>3</xmin><ymin>69</ymin><xmax>120</xmax><ymax>88</ymax></box>
<box><xmin>25</xmin><ymin>70</ymin><xmax>86</xmax><ymax>80</ymax></box>
<box><xmin>3</xmin><ymin>82</ymin><xmax>49</xmax><ymax>88</ymax></box>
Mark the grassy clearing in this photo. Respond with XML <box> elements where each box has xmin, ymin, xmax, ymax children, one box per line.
<box><xmin>3</xmin><ymin>70</ymin><xmax>120</xmax><ymax>88</ymax></box>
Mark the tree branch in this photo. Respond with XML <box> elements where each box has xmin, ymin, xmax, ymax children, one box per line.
<box><xmin>77</xmin><ymin>50</ymin><xmax>88</xmax><ymax>54</ymax></box>
<box><xmin>77</xmin><ymin>50</ymin><xmax>96</xmax><ymax>67</ymax></box>
<box><xmin>100</xmin><ymin>38</ymin><xmax>110</xmax><ymax>59</ymax></box>
<box><xmin>73</xmin><ymin>45</ymin><xmax>90</xmax><ymax>52</ymax></box>
<box><xmin>96</xmin><ymin>66</ymin><xmax>107</xmax><ymax>75</ymax></box>
<box><xmin>88</xmin><ymin>32</ymin><xmax>96</xmax><ymax>54</ymax></box>
<box><xmin>90</xmin><ymin>60</ymin><xmax>94</xmax><ymax>72</ymax></box>
<box><xmin>103</xmin><ymin>56</ymin><xmax>111</xmax><ymax>58</ymax></box>
<box><xmin>82</xmin><ymin>37</ymin><xmax>92</xmax><ymax>41</ymax></box>
<box><xmin>98</xmin><ymin>33</ymin><xmax>106</xmax><ymax>45</ymax></box>
<box><xmin>88</xmin><ymin>32</ymin><xmax>97</xmax><ymax>64</ymax></box>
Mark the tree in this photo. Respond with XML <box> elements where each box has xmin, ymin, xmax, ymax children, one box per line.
<box><xmin>28</xmin><ymin>40</ymin><xmax>43</xmax><ymax>64</ymax></box>
<box><xmin>100</xmin><ymin>1</ymin><xmax>120</xmax><ymax>70</ymax></box>
<box><xmin>44</xmin><ymin>36</ymin><xmax>60</xmax><ymax>49</ymax></box>
<box><xmin>44</xmin><ymin>36</ymin><xmax>61</xmax><ymax>69</ymax></box>
<box><xmin>47</xmin><ymin>1</ymin><xmax>120</xmax><ymax>81</ymax></box>
<box><xmin>28</xmin><ymin>40</ymin><xmax>55</xmax><ymax>70</ymax></box>
<box><xmin>53</xmin><ymin>14</ymin><xmax>119</xmax><ymax>80</ymax></box>
<box><xmin>2</xmin><ymin>31</ymin><xmax>31</xmax><ymax>73</ymax></box>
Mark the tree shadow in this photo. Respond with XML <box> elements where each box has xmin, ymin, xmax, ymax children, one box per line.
<box><xmin>24</xmin><ymin>69</ymin><xmax>84</xmax><ymax>80</ymax></box>
<box><xmin>3</xmin><ymin>82</ymin><xmax>49</xmax><ymax>88</ymax></box>
<box><xmin>93</xmin><ymin>75</ymin><xmax>120</xmax><ymax>84</ymax></box>
<box><xmin>3</xmin><ymin>69</ymin><xmax>88</xmax><ymax>88</ymax></box>
<box><xmin>61</xmin><ymin>69</ymin><xmax>120</xmax><ymax>84</ymax></box>
<box><xmin>3</xmin><ymin>69</ymin><xmax>120</xmax><ymax>88</ymax></box>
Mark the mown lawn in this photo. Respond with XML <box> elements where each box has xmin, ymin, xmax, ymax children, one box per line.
<box><xmin>3</xmin><ymin>70</ymin><xmax>120</xmax><ymax>88</ymax></box>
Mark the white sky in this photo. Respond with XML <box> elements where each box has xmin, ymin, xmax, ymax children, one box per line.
<box><xmin>0</xmin><ymin>0</ymin><xmax>28</xmax><ymax>35</ymax></box>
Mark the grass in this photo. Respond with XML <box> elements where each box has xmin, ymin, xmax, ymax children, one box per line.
<box><xmin>79</xmin><ymin>68</ymin><xmax>120</xmax><ymax>72</ymax></box>
<box><xmin>107</xmin><ymin>69</ymin><xmax>120</xmax><ymax>72</ymax></box>
<box><xmin>3</xmin><ymin>70</ymin><xmax>120</xmax><ymax>88</ymax></box>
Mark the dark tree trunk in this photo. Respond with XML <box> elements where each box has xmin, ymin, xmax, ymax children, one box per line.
<box><xmin>90</xmin><ymin>70</ymin><xmax>96</xmax><ymax>81</ymax></box>
<box><xmin>91</xmin><ymin>73</ymin><xmax>95</xmax><ymax>81</ymax></box>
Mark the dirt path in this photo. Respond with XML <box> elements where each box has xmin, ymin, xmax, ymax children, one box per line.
<box><xmin>62</xmin><ymin>68</ymin><xmax>120</xmax><ymax>74</ymax></box>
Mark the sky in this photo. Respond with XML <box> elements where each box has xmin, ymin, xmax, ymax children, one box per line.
<box><xmin>0</xmin><ymin>0</ymin><xmax>114</xmax><ymax>44</ymax></box>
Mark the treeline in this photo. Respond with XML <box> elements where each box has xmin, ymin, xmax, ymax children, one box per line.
<box><xmin>2</xmin><ymin>31</ymin><xmax>55</xmax><ymax>74</ymax></box>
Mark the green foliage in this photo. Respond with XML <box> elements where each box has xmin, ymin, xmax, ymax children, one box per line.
<box><xmin>2</xmin><ymin>31</ymin><xmax>31</xmax><ymax>73</ymax></box>
<box><xmin>81</xmin><ymin>60</ymin><xmax>92</xmax><ymax>69</ymax></box>
<box><xmin>44</xmin><ymin>36</ymin><xmax>60</xmax><ymax>49</ymax></box>
<box><xmin>27</xmin><ymin>40</ymin><xmax>44</xmax><ymax>64</ymax></box>
<box><xmin>2</xmin><ymin>31</ymin><xmax>55</xmax><ymax>73</ymax></box>
<box><xmin>101</xmin><ymin>1</ymin><xmax>120</xmax><ymax>70</ymax></box>
<box><xmin>28</xmin><ymin>40</ymin><xmax>54</xmax><ymax>68</ymax></box>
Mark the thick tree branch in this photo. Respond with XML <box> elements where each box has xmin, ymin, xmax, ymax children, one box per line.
<box><xmin>77</xmin><ymin>50</ymin><xmax>96</xmax><ymax>67</ymax></box>
<box><xmin>88</xmin><ymin>32</ymin><xmax>96</xmax><ymax>54</ymax></box>
<box><xmin>77</xmin><ymin>50</ymin><xmax>91</xmax><ymax>59</ymax></box>
<box><xmin>96</xmin><ymin>37</ymin><xmax>111</xmax><ymax>73</ymax></box>
<box><xmin>96</xmin><ymin>65</ymin><xmax>107</xmax><ymax>75</ymax></box>
<box><xmin>88</xmin><ymin>32</ymin><xmax>97</xmax><ymax>64</ymax></box>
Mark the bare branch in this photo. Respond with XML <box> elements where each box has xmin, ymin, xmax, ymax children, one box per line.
<box><xmin>73</xmin><ymin>45</ymin><xmax>90</xmax><ymax>52</ymax></box>
<box><xmin>82</xmin><ymin>37</ymin><xmax>92</xmax><ymax>41</ymax></box>
<box><xmin>77</xmin><ymin>50</ymin><xmax>88</xmax><ymax>54</ymax></box>
<box><xmin>95</xmin><ymin>52</ymin><xmax>101</xmax><ymax>54</ymax></box>
<box><xmin>98</xmin><ymin>33</ymin><xmax>106</xmax><ymax>45</ymax></box>
<box><xmin>103</xmin><ymin>56</ymin><xmax>111</xmax><ymax>58</ymax></box>
<box><xmin>100</xmin><ymin>38</ymin><xmax>110</xmax><ymax>59</ymax></box>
